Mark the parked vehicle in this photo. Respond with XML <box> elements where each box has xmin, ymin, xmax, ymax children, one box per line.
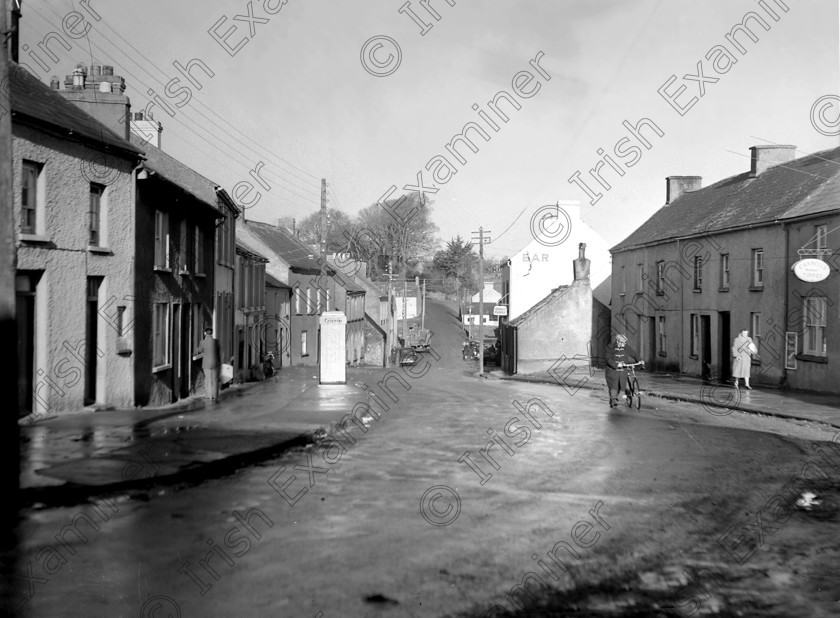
<box><xmin>462</xmin><ymin>340</ymin><xmax>481</xmax><ymax>361</ymax></box>
<box><xmin>399</xmin><ymin>347</ymin><xmax>420</xmax><ymax>366</ymax></box>
<box><xmin>406</xmin><ymin>326</ymin><xmax>432</xmax><ymax>352</ymax></box>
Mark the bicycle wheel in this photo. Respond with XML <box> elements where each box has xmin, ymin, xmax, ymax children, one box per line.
<box><xmin>632</xmin><ymin>378</ymin><xmax>641</xmax><ymax>409</ymax></box>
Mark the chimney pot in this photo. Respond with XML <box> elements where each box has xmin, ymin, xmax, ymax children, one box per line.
<box><xmin>102</xmin><ymin>66</ymin><xmax>114</xmax><ymax>76</ymax></box>
<box><xmin>749</xmin><ymin>144</ymin><xmax>796</xmax><ymax>177</ymax></box>
<box><xmin>50</xmin><ymin>76</ymin><xmax>60</xmax><ymax>90</ymax></box>
<box><xmin>666</xmin><ymin>176</ymin><xmax>702</xmax><ymax>205</ymax></box>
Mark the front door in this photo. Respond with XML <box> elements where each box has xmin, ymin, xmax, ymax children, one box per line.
<box><xmin>16</xmin><ymin>273</ymin><xmax>37</xmax><ymax>416</ymax></box>
<box><xmin>172</xmin><ymin>303</ymin><xmax>181</xmax><ymax>402</ymax></box>
<box><xmin>85</xmin><ymin>277</ymin><xmax>102</xmax><ymax>405</ymax></box>
<box><xmin>181</xmin><ymin>302</ymin><xmax>191</xmax><ymax>399</ymax></box>
<box><xmin>719</xmin><ymin>312</ymin><xmax>731</xmax><ymax>381</ymax></box>
<box><xmin>701</xmin><ymin>315</ymin><xmax>712</xmax><ymax>380</ymax></box>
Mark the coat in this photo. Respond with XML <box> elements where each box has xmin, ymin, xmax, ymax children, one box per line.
<box><xmin>201</xmin><ymin>335</ymin><xmax>221</xmax><ymax>370</ymax></box>
<box><xmin>731</xmin><ymin>335</ymin><xmax>756</xmax><ymax>378</ymax></box>
<box><xmin>605</xmin><ymin>342</ymin><xmax>639</xmax><ymax>381</ymax></box>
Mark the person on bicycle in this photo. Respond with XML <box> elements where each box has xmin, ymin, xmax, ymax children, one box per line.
<box><xmin>605</xmin><ymin>333</ymin><xmax>640</xmax><ymax>408</ymax></box>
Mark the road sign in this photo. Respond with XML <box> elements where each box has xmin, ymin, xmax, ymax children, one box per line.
<box><xmin>493</xmin><ymin>305</ymin><xmax>508</xmax><ymax>316</ymax></box>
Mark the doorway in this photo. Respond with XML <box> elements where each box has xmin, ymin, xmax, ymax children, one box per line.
<box><xmin>701</xmin><ymin>315</ymin><xmax>712</xmax><ymax>381</ymax></box>
<box><xmin>85</xmin><ymin>277</ymin><xmax>103</xmax><ymax>405</ymax></box>
<box><xmin>16</xmin><ymin>273</ymin><xmax>38</xmax><ymax>416</ymax></box>
<box><xmin>719</xmin><ymin>311</ymin><xmax>731</xmax><ymax>381</ymax></box>
<box><xmin>172</xmin><ymin>303</ymin><xmax>181</xmax><ymax>402</ymax></box>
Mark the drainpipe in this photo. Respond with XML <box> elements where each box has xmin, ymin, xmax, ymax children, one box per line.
<box><xmin>678</xmin><ymin>238</ymin><xmax>683</xmax><ymax>376</ymax></box>
<box><xmin>782</xmin><ymin>220</ymin><xmax>789</xmax><ymax>387</ymax></box>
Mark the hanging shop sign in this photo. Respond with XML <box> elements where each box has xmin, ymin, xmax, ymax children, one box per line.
<box><xmin>792</xmin><ymin>258</ymin><xmax>830</xmax><ymax>282</ymax></box>
<box><xmin>493</xmin><ymin>305</ymin><xmax>508</xmax><ymax>316</ymax></box>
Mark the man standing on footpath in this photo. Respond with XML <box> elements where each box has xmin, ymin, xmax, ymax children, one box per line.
<box><xmin>201</xmin><ymin>327</ymin><xmax>221</xmax><ymax>403</ymax></box>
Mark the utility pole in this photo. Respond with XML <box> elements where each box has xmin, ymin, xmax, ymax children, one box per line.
<box><xmin>2</xmin><ymin>0</ymin><xmax>21</xmax><ymax>530</ymax></box>
<box><xmin>421</xmin><ymin>279</ymin><xmax>426</xmax><ymax>330</ymax></box>
<box><xmin>471</xmin><ymin>227</ymin><xmax>491</xmax><ymax>376</ymax></box>
<box><xmin>402</xmin><ymin>278</ymin><xmax>408</xmax><ymax>343</ymax></box>
<box><xmin>319</xmin><ymin>178</ymin><xmax>327</xmax><ymax>261</ymax></box>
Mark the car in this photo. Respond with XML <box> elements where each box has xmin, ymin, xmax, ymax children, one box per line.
<box><xmin>399</xmin><ymin>347</ymin><xmax>420</xmax><ymax>366</ymax></box>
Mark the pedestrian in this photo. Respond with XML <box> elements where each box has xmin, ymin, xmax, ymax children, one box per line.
<box><xmin>605</xmin><ymin>333</ymin><xmax>639</xmax><ymax>408</ymax></box>
<box><xmin>732</xmin><ymin>329</ymin><xmax>757</xmax><ymax>389</ymax></box>
<box><xmin>201</xmin><ymin>327</ymin><xmax>221</xmax><ymax>402</ymax></box>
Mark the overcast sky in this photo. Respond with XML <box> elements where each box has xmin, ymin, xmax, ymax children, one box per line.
<box><xmin>19</xmin><ymin>0</ymin><xmax>840</xmax><ymax>258</ymax></box>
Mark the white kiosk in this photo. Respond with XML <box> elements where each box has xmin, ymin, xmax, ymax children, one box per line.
<box><xmin>319</xmin><ymin>311</ymin><xmax>346</xmax><ymax>385</ymax></box>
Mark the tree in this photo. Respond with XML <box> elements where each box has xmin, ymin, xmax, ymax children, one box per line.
<box><xmin>296</xmin><ymin>208</ymin><xmax>355</xmax><ymax>255</ymax></box>
<box><xmin>350</xmin><ymin>192</ymin><xmax>439</xmax><ymax>278</ymax></box>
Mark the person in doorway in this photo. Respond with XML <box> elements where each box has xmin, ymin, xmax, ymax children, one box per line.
<box><xmin>732</xmin><ymin>329</ymin><xmax>757</xmax><ymax>389</ymax></box>
<box><xmin>605</xmin><ymin>333</ymin><xmax>639</xmax><ymax>408</ymax></box>
<box><xmin>201</xmin><ymin>327</ymin><xmax>221</xmax><ymax>402</ymax></box>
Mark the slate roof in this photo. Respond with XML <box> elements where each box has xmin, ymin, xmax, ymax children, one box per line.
<box><xmin>132</xmin><ymin>136</ymin><xmax>224</xmax><ymax>214</ymax></box>
<box><xmin>612</xmin><ymin>146</ymin><xmax>840</xmax><ymax>253</ymax></box>
<box><xmin>265</xmin><ymin>273</ymin><xmax>291</xmax><ymax>289</ymax></box>
<box><xmin>465</xmin><ymin>302</ymin><xmax>499</xmax><ymax>316</ymax></box>
<box><xmin>8</xmin><ymin>63</ymin><xmax>143</xmax><ymax>159</ymax></box>
<box><xmin>235</xmin><ymin>239</ymin><xmax>269</xmax><ymax>263</ymax></box>
<box><xmin>508</xmin><ymin>285</ymin><xmax>570</xmax><ymax>327</ymax></box>
<box><xmin>243</xmin><ymin>220</ymin><xmax>332</xmax><ymax>272</ymax></box>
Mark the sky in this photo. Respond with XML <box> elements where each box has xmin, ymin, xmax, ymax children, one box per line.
<box><xmin>18</xmin><ymin>0</ymin><xmax>840</xmax><ymax>259</ymax></box>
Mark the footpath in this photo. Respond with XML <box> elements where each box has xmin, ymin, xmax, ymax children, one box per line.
<box><xmin>491</xmin><ymin>366</ymin><xmax>840</xmax><ymax>429</ymax></box>
<box><xmin>18</xmin><ymin>366</ymin><xmax>371</xmax><ymax>508</ymax></box>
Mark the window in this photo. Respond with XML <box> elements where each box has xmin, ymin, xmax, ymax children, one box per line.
<box><xmin>785</xmin><ymin>332</ymin><xmax>798</xmax><ymax>370</ymax></box>
<box><xmin>656</xmin><ymin>261</ymin><xmax>665</xmax><ymax>295</ymax></box>
<box><xmin>153</xmin><ymin>302</ymin><xmax>170</xmax><ymax>369</ymax></box>
<box><xmin>804</xmin><ymin>296</ymin><xmax>827</xmax><ymax>356</ymax></box>
<box><xmin>637</xmin><ymin>264</ymin><xmax>644</xmax><ymax>293</ymax></box>
<box><xmin>192</xmin><ymin>303</ymin><xmax>203</xmax><ymax>356</ymax></box>
<box><xmin>752</xmin><ymin>249</ymin><xmax>764</xmax><ymax>288</ymax></box>
<box><xmin>306</xmin><ymin>287</ymin><xmax>312</xmax><ymax>314</ymax></box>
<box><xmin>154</xmin><ymin>211</ymin><xmax>170</xmax><ymax>270</ymax></box>
<box><xmin>327</xmin><ymin>288</ymin><xmax>331</xmax><ymax>311</ymax></box>
<box><xmin>750</xmin><ymin>312</ymin><xmax>761</xmax><ymax>359</ymax></box>
<box><xmin>116</xmin><ymin>306</ymin><xmax>126</xmax><ymax>337</ymax></box>
<box><xmin>195</xmin><ymin>227</ymin><xmax>204</xmax><ymax>274</ymax></box>
<box><xmin>180</xmin><ymin>221</ymin><xmax>190</xmax><ymax>273</ymax></box>
<box><xmin>720</xmin><ymin>254</ymin><xmax>729</xmax><ymax>289</ymax></box>
<box><xmin>294</xmin><ymin>285</ymin><xmax>301</xmax><ymax>314</ymax></box>
<box><xmin>657</xmin><ymin>315</ymin><xmax>666</xmax><ymax>355</ymax></box>
<box><xmin>690</xmin><ymin>314</ymin><xmax>700</xmax><ymax>357</ymax></box>
<box><xmin>301</xmin><ymin>330</ymin><xmax>308</xmax><ymax>357</ymax></box>
<box><xmin>89</xmin><ymin>184</ymin><xmax>104</xmax><ymax>245</ymax></box>
<box><xmin>816</xmin><ymin>224</ymin><xmax>828</xmax><ymax>260</ymax></box>
<box><xmin>620</xmin><ymin>266</ymin><xmax>626</xmax><ymax>296</ymax></box>
<box><xmin>693</xmin><ymin>256</ymin><xmax>702</xmax><ymax>291</ymax></box>
<box><xmin>21</xmin><ymin>161</ymin><xmax>41</xmax><ymax>234</ymax></box>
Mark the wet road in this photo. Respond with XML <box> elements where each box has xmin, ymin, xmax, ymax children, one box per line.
<box><xmin>7</xmin><ymin>300</ymin><xmax>840</xmax><ymax>617</ymax></box>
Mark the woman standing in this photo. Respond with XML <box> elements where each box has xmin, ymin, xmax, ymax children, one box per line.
<box><xmin>732</xmin><ymin>329</ymin><xmax>757</xmax><ymax>389</ymax></box>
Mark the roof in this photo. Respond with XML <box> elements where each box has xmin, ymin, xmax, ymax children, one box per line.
<box><xmin>612</xmin><ymin>146</ymin><xmax>840</xmax><ymax>253</ymax></box>
<box><xmin>134</xmin><ymin>136</ymin><xmax>225</xmax><ymax>214</ymax></box>
<box><xmin>265</xmin><ymin>273</ymin><xmax>291</xmax><ymax>289</ymax></box>
<box><xmin>236</xmin><ymin>239</ymin><xmax>269</xmax><ymax>263</ymax></box>
<box><xmin>465</xmin><ymin>302</ymin><xmax>499</xmax><ymax>315</ymax></box>
<box><xmin>508</xmin><ymin>285</ymin><xmax>570</xmax><ymax>327</ymax></box>
<box><xmin>8</xmin><ymin>63</ymin><xmax>143</xmax><ymax>159</ymax></box>
<box><xmin>243</xmin><ymin>220</ymin><xmax>333</xmax><ymax>272</ymax></box>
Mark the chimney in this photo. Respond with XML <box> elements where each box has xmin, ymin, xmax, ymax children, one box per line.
<box><xmin>666</xmin><ymin>176</ymin><xmax>702</xmax><ymax>204</ymax></box>
<box><xmin>129</xmin><ymin>111</ymin><xmax>163</xmax><ymax>149</ymax></box>
<box><xmin>60</xmin><ymin>63</ymin><xmax>131</xmax><ymax>140</ymax></box>
<box><xmin>749</xmin><ymin>144</ymin><xmax>796</xmax><ymax>177</ymax></box>
<box><xmin>573</xmin><ymin>242</ymin><xmax>591</xmax><ymax>285</ymax></box>
<box><xmin>9</xmin><ymin>0</ymin><xmax>21</xmax><ymax>63</ymax></box>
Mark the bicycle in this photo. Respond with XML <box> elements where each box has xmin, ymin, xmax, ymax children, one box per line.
<box><xmin>617</xmin><ymin>360</ymin><xmax>645</xmax><ymax>410</ymax></box>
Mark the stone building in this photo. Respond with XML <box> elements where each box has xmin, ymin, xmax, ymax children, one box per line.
<box><xmin>610</xmin><ymin>145</ymin><xmax>840</xmax><ymax>392</ymax></box>
<box><xmin>133</xmin><ymin>141</ymin><xmax>220</xmax><ymax>406</ymax></box>
<box><xmin>500</xmin><ymin>244</ymin><xmax>593</xmax><ymax>375</ymax></box>
<box><xmin>11</xmin><ymin>64</ymin><xmax>144</xmax><ymax>417</ymax></box>
<box><xmin>234</xmin><ymin>241</ymin><xmax>269</xmax><ymax>381</ymax></box>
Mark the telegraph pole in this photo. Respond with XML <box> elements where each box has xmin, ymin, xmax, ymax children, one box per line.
<box><xmin>319</xmin><ymin>178</ymin><xmax>327</xmax><ymax>261</ymax></box>
<box><xmin>471</xmin><ymin>227</ymin><xmax>491</xmax><ymax>376</ymax></box>
<box><xmin>402</xmin><ymin>278</ymin><xmax>408</xmax><ymax>343</ymax></box>
<box><xmin>421</xmin><ymin>279</ymin><xmax>426</xmax><ymax>330</ymax></box>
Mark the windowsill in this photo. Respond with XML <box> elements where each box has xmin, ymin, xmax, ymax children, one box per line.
<box><xmin>301</xmin><ymin>354</ymin><xmax>309</xmax><ymax>358</ymax></box>
<box><xmin>619</xmin><ymin>293</ymin><xmax>626</xmax><ymax>298</ymax></box>
<box><xmin>749</xmin><ymin>285</ymin><xmax>764</xmax><ymax>292</ymax></box>
<box><xmin>195</xmin><ymin>273</ymin><xmax>206</xmax><ymax>278</ymax></box>
<box><xmin>658</xmin><ymin>351</ymin><xmax>667</xmax><ymax>357</ymax></box>
<box><xmin>693</xmin><ymin>288</ymin><xmax>702</xmax><ymax>293</ymax></box>
<box><xmin>718</xmin><ymin>287</ymin><xmax>729</xmax><ymax>293</ymax></box>
<box><xmin>154</xmin><ymin>266</ymin><xmax>172</xmax><ymax>273</ymax></box>
<box><xmin>655</xmin><ymin>291</ymin><xmax>665</xmax><ymax>296</ymax></box>
<box><xmin>796</xmin><ymin>354</ymin><xmax>827</xmax><ymax>364</ymax></box>
<box><xmin>20</xmin><ymin>233</ymin><xmax>50</xmax><ymax>243</ymax></box>
<box><xmin>179</xmin><ymin>269</ymin><xmax>191</xmax><ymax>276</ymax></box>
<box><xmin>689</xmin><ymin>354</ymin><xmax>699</xmax><ymax>359</ymax></box>
<box><xmin>87</xmin><ymin>245</ymin><xmax>112</xmax><ymax>254</ymax></box>
<box><xmin>152</xmin><ymin>363</ymin><xmax>172</xmax><ymax>373</ymax></box>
